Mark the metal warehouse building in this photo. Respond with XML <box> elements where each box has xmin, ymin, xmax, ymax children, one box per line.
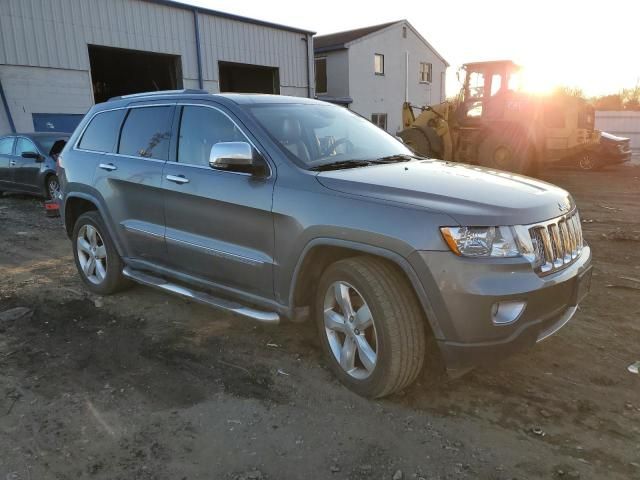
<box><xmin>0</xmin><ymin>0</ymin><xmax>314</xmax><ymax>135</ymax></box>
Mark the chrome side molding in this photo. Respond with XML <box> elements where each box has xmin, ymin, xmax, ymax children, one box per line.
<box><xmin>122</xmin><ymin>266</ymin><xmax>280</xmax><ymax>324</ymax></box>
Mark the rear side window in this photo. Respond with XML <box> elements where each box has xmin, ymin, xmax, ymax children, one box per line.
<box><xmin>0</xmin><ymin>137</ymin><xmax>13</xmax><ymax>155</ymax></box>
<box><xmin>78</xmin><ymin>109</ymin><xmax>126</xmax><ymax>152</ymax></box>
<box><xmin>177</xmin><ymin>106</ymin><xmax>246</xmax><ymax>167</ymax></box>
<box><xmin>118</xmin><ymin>106</ymin><xmax>173</xmax><ymax>160</ymax></box>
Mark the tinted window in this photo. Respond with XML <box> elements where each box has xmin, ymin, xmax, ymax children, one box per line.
<box><xmin>118</xmin><ymin>106</ymin><xmax>173</xmax><ymax>160</ymax></box>
<box><xmin>177</xmin><ymin>106</ymin><xmax>246</xmax><ymax>167</ymax></box>
<box><xmin>0</xmin><ymin>137</ymin><xmax>13</xmax><ymax>155</ymax></box>
<box><xmin>15</xmin><ymin>138</ymin><xmax>38</xmax><ymax>156</ymax></box>
<box><xmin>79</xmin><ymin>109</ymin><xmax>126</xmax><ymax>152</ymax></box>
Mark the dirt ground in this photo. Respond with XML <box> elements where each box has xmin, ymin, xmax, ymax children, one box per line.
<box><xmin>0</xmin><ymin>164</ymin><xmax>639</xmax><ymax>480</ymax></box>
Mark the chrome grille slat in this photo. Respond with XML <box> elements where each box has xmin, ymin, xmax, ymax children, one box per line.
<box><xmin>527</xmin><ymin>210</ymin><xmax>584</xmax><ymax>276</ymax></box>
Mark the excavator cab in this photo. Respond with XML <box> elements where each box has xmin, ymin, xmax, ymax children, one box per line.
<box><xmin>456</xmin><ymin>60</ymin><xmax>522</xmax><ymax>125</ymax></box>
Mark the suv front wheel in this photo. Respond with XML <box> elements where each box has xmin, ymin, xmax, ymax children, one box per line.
<box><xmin>72</xmin><ymin>211</ymin><xmax>130</xmax><ymax>295</ymax></box>
<box><xmin>315</xmin><ymin>256</ymin><xmax>426</xmax><ymax>398</ymax></box>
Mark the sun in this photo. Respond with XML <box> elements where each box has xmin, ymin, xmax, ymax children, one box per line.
<box><xmin>519</xmin><ymin>66</ymin><xmax>560</xmax><ymax>95</ymax></box>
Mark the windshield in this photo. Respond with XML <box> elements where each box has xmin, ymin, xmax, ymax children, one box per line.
<box><xmin>249</xmin><ymin>103</ymin><xmax>413</xmax><ymax>168</ymax></box>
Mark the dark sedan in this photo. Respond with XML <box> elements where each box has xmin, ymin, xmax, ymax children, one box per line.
<box><xmin>573</xmin><ymin>132</ymin><xmax>632</xmax><ymax>170</ymax></box>
<box><xmin>0</xmin><ymin>132</ymin><xmax>69</xmax><ymax>199</ymax></box>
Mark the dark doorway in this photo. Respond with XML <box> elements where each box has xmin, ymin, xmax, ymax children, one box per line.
<box><xmin>219</xmin><ymin>62</ymin><xmax>279</xmax><ymax>94</ymax></box>
<box><xmin>88</xmin><ymin>45</ymin><xmax>182</xmax><ymax>103</ymax></box>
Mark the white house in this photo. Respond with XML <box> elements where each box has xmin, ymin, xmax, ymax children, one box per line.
<box><xmin>314</xmin><ymin>20</ymin><xmax>448</xmax><ymax>134</ymax></box>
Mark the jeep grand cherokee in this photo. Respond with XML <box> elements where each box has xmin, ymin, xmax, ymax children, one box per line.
<box><xmin>58</xmin><ymin>90</ymin><xmax>592</xmax><ymax>398</ymax></box>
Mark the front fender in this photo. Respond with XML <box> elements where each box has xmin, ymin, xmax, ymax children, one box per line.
<box><xmin>286</xmin><ymin>237</ymin><xmax>445</xmax><ymax>339</ymax></box>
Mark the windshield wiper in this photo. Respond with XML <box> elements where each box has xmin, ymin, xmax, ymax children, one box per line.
<box><xmin>309</xmin><ymin>160</ymin><xmax>373</xmax><ymax>171</ymax></box>
<box><xmin>369</xmin><ymin>154</ymin><xmax>419</xmax><ymax>164</ymax></box>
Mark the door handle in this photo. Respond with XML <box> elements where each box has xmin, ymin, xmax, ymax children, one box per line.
<box><xmin>166</xmin><ymin>174</ymin><xmax>189</xmax><ymax>184</ymax></box>
<box><xmin>9</xmin><ymin>161</ymin><xmax>16</xmax><ymax>166</ymax></box>
<box><xmin>99</xmin><ymin>163</ymin><xmax>117</xmax><ymax>171</ymax></box>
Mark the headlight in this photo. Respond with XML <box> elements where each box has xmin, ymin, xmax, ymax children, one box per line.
<box><xmin>440</xmin><ymin>226</ymin><xmax>522</xmax><ymax>258</ymax></box>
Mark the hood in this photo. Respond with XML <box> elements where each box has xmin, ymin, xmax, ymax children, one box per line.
<box><xmin>315</xmin><ymin>160</ymin><xmax>574</xmax><ymax>226</ymax></box>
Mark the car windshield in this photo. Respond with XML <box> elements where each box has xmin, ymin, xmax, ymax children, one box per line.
<box><xmin>35</xmin><ymin>135</ymin><xmax>69</xmax><ymax>156</ymax></box>
<box><xmin>248</xmin><ymin>103</ymin><xmax>414</xmax><ymax>169</ymax></box>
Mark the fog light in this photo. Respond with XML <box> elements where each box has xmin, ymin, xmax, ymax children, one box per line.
<box><xmin>491</xmin><ymin>301</ymin><xmax>526</xmax><ymax>325</ymax></box>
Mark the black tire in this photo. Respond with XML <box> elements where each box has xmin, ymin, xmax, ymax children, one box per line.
<box><xmin>315</xmin><ymin>256</ymin><xmax>427</xmax><ymax>398</ymax></box>
<box><xmin>398</xmin><ymin>127</ymin><xmax>436</xmax><ymax>158</ymax></box>
<box><xmin>477</xmin><ymin>132</ymin><xmax>532</xmax><ymax>174</ymax></box>
<box><xmin>45</xmin><ymin>174</ymin><xmax>60</xmax><ymax>200</ymax></box>
<box><xmin>72</xmin><ymin>211</ymin><xmax>130</xmax><ymax>295</ymax></box>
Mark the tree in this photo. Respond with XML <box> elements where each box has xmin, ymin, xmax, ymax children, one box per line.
<box><xmin>621</xmin><ymin>85</ymin><xmax>640</xmax><ymax>111</ymax></box>
<box><xmin>592</xmin><ymin>94</ymin><xmax>624</xmax><ymax>111</ymax></box>
<box><xmin>590</xmin><ymin>83</ymin><xmax>640</xmax><ymax>111</ymax></box>
<box><xmin>552</xmin><ymin>86</ymin><xmax>585</xmax><ymax>99</ymax></box>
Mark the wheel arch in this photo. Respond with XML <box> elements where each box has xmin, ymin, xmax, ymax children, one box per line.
<box><xmin>63</xmin><ymin>193</ymin><xmax>126</xmax><ymax>258</ymax></box>
<box><xmin>288</xmin><ymin>238</ymin><xmax>444</xmax><ymax>338</ymax></box>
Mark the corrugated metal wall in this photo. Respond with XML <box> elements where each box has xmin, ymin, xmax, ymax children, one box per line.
<box><xmin>0</xmin><ymin>0</ymin><xmax>310</xmax><ymax>91</ymax></box>
<box><xmin>596</xmin><ymin>111</ymin><xmax>640</xmax><ymax>153</ymax></box>
<box><xmin>0</xmin><ymin>0</ymin><xmax>199</xmax><ymax>77</ymax></box>
<box><xmin>197</xmin><ymin>15</ymin><xmax>308</xmax><ymax>90</ymax></box>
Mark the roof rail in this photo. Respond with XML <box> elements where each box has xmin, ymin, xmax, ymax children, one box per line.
<box><xmin>107</xmin><ymin>89</ymin><xmax>209</xmax><ymax>102</ymax></box>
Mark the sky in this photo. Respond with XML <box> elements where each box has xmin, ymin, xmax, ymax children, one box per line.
<box><xmin>185</xmin><ymin>0</ymin><xmax>639</xmax><ymax>98</ymax></box>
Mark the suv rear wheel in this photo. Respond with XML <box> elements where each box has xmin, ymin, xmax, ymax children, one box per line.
<box><xmin>315</xmin><ymin>256</ymin><xmax>426</xmax><ymax>398</ymax></box>
<box><xmin>72</xmin><ymin>211</ymin><xmax>130</xmax><ymax>295</ymax></box>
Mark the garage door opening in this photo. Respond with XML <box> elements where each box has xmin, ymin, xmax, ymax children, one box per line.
<box><xmin>88</xmin><ymin>45</ymin><xmax>182</xmax><ymax>103</ymax></box>
<box><xmin>219</xmin><ymin>62</ymin><xmax>279</xmax><ymax>94</ymax></box>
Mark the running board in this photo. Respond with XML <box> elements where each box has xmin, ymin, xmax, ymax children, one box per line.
<box><xmin>122</xmin><ymin>267</ymin><xmax>280</xmax><ymax>324</ymax></box>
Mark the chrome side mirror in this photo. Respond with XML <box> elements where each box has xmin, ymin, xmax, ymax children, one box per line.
<box><xmin>209</xmin><ymin>142</ymin><xmax>255</xmax><ymax>171</ymax></box>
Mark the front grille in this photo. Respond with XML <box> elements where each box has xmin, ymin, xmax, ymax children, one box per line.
<box><xmin>528</xmin><ymin>211</ymin><xmax>583</xmax><ymax>275</ymax></box>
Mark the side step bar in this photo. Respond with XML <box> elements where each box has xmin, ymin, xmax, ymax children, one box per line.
<box><xmin>122</xmin><ymin>267</ymin><xmax>280</xmax><ymax>324</ymax></box>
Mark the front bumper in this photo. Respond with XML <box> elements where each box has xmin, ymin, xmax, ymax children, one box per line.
<box><xmin>409</xmin><ymin>246</ymin><xmax>592</xmax><ymax>370</ymax></box>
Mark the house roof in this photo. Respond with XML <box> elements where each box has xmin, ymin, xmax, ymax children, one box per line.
<box><xmin>314</xmin><ymin>20</ymin><xmax>448</xmax><ymax>66</ymax></box>
<box><xmin>314</xmin><ymin>21</ymin><xmax>399</xmax><ymax>52</ymax></box>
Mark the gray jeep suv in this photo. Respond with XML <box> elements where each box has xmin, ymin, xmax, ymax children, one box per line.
<box><xmin>58</xmin><ymin>90</ymin><xmax>592</xmax><ymax>398</ymax></box>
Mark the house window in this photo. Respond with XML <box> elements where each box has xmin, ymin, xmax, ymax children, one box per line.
<box><xmin>374</xmin><ymin>54</ymin><xmax>384</xmax><ymax>75</ymax></box>
<box><xmin>402</xmin><ymin>26</ymin><xmax>407</xmax><ymax>38</ymax></box>
<box><xmin>371</xmin><ymin>113</ymin><xmax>387</xmax><ymax>130</ymax></box>
<box><xmin>419</xmin><ymin>62</ymin><xmax>432</xmax><ymax>83</ymax></box>
<box><xmin>315</xmin><ymin>57</ymin><xmax>327</xmax><ymax>94</ymax></box>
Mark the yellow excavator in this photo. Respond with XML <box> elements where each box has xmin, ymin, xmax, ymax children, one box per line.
<box><xmin>399</xmin><ymin>60</ymin><xmax>600</xmax><ymax>174</ymax></box>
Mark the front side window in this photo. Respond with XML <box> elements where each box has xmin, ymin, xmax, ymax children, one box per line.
<box><xmin>79</xmin><ymin>109</ymin><xmax>126</xmax><ymax>153</ymax></box>
<box><xmin>177</xmin><ymin>106</ymin><xmax>246</xmax><ymax>167</ymax></box>
<box><xmin>16</xmin><ymin>138</ymin><xmax>38</xmax><ymax>156</ymax></box>
<box><xmin>315</xmin><ymin>57</ymin><xmax>327</xmax><ymax>94</ymax></box>
<box><xmin>249</xmin><ymin>103</ymin><xmax>411</xmax><ymax>168</ymax></box>
<box><xmin>419</xmin><ymin>62</ymin><xmax>432</xmax><ymax>83</ymax></box>
<box><xmin>0</xmin><ymin>137</ymin><xmax>14</xmax><ymax>155</ymax></box>
<box><xmin>374</xmin><ymin>54</ymin><xmax>384</xmax><ymax>75</ymax></box>
<box><xmin>467</xmin><ymin>71</ymin><xmax>485</xmax><ymax>98</ymax></box>
<box><xmin>118</xmin><ymin>106</ymin><xmax>173</xmax><ymax>160</ymax></box>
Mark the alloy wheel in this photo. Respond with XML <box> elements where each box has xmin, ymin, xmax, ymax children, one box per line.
<box><xmin>76</xmin><ymin>224</ymin><xmax>107</xmax><ymax>284</ymax></box>
<box><xmin>48</xmin><ymin>177</ymin><xmax>61</xmax><ymax>199</ymax></box>
<box><xmin>579</xmin><ymin>153</ymin><xmax>595</xmax><ymax>170</ymax></box>
<box><xmin>323</xmin><ymin>281</ymin><xmax>378</xmax><ymax>379</ymax></box>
